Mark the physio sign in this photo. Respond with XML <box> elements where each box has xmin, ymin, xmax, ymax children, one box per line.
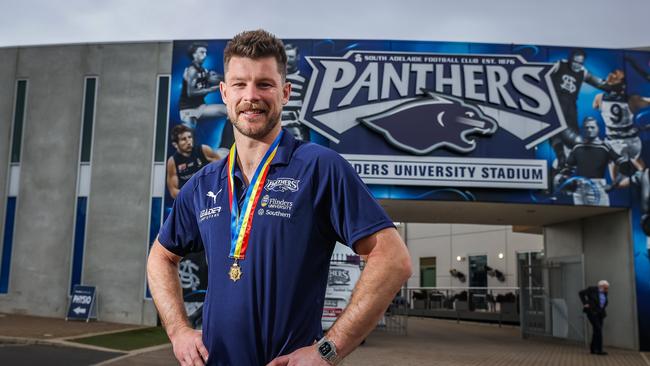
<box><xmin>66</xmin><ymin>285</ymin><xmax>97</xmax><ymax>321</ymax></box>
<box><xmin>301</xmin><ymin>50</ymin><xmax>564</xmax><ymax>189</ymax></box>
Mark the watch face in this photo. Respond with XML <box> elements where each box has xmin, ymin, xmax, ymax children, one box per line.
<box><xmin>319</xmin><ymin>342</ymin><xmax>332</xmax><ymax>355</ymax></box>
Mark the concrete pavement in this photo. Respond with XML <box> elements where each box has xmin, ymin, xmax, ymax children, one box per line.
<box><xmin>104</xmin><ymin>317</ymin><xmax>650</xmax><ymax>366</ymax></box>
<box><xmin>1</xmin><ymin>313</ymin><xmax>648</xmax><ymax>366</ymax></box>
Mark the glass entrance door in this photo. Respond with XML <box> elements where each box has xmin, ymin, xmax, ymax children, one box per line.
<box><xmin>469</xmin><ymin>255</ymin><xmax>488</xmax><ymax>310</ymax></box>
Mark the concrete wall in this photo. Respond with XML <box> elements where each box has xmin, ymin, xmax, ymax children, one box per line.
<box><xmin>0</xmin><ymin>42</ymin><xmax>171</xmax><ymax>325</ymax></box>
<box><xmin>406</xmin><ymin>223</ymin><xmax>543</xmax><ymax>289</ymax></box>
<box><xmin>543</xmin><ymin>220</ymin><xmax>583</xmax><ymax>259</ymax></box>
<box><xmin>82</xmin><ymin>42</ymin><xmax>170</xmax><ymax>325</ymax></box>
<box><xmin>583</xmin><ymin>211</ymin><xmax>638</xmax><ymax>350</ymax></box>
<box><xmin>0</xmin><ymin>46</ymin><xmax>85</xmax><ymax>315</ymax></box>
<box><xmin>0</xmin><ymin>48</ymin><xmax>17</xmax><ymax>268</ymax></box>
<box><xmin>544</xmin><ymin>213</ymin><xmax>638</xmax><ymax>350</ymax></box>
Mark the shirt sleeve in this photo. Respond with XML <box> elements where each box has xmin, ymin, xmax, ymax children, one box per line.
<box><xmin>158</xmin><ymin>179</ymin><xmax>204</xmax><ymax>257</ymax></box>
<box><xmin>316</xmin><ymin>149</ymin><xmax>395</xmax><ymax>251</ymax></box>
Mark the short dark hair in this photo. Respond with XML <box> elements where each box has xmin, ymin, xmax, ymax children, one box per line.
<box><xmin>187</xmin><ymin>41</ymin><xmax>209</xmax><ymax>60</ymax></box>
<box><xmin>223</xmin><ymin>29</ymin><xmax>287</xmax><ymax>80</ymax></box>
<box><xmin>570</xmin><ymin>48</ymin><xmax>585</xmax><ymax>60</ymax></box>
<box><xmin>285</xmin><ymin>43</ymin><xmax>298</xmax><ymax>53</ymax></box>
<box><xmin>171</xmin><ymin>124</ymin><xmax>193</xmax><ymax>143</ymax></box>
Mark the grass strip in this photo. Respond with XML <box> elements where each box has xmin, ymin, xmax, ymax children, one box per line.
<box><xmin>69</xmin><ymin>327</ymin><xmax>169</xmax><ymax>351</ymax></box>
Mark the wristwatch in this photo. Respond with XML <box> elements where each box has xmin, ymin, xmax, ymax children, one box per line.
<box><xmin>316</xmin><ymin>336</ymin><xmax>340</xmax><ymax>365</ymax></box>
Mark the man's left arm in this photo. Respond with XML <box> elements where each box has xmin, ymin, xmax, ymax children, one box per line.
<box><xmin>328</xmin><ymin>227</ymin><xmax>412</xmax><ymax>356</ymax></box>
<box><xmin>268</xmin><ymin>227</ymin><xmax>411</xmax><ymax>365</ymax></box>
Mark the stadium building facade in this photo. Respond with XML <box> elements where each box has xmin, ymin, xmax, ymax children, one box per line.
<box><xmin>0</xmin><ymin>39</ymin><xmax>649</xmax><ymax>351</ymax></box>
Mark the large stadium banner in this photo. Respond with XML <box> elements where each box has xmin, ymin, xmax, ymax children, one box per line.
<box><xmin>166</xmin><ymin>39</ymin><xmax>650</xmax><ymax>343</ymax></box>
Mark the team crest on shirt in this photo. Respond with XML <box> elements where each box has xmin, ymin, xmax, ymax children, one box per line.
<box><xmin>265</xmin><ymin>178</ymin><xmax>300</xmax><ymax>192</ymax></box>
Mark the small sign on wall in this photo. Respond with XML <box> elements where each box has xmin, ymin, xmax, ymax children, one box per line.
<box><xmin>66</xmin><ymin>285</ymin><xmax>97</xmax><ymax>322</ymax></box>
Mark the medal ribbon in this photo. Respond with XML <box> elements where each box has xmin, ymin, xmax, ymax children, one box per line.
<box><xmin>227</xmin><ymin>130</ymin><xmax>283</xmax><ymax>260</ymax></box>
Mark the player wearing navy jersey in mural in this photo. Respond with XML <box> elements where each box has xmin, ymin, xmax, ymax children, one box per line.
<box><xmin>179</xmin><ymin>42</ymin><xmax>227</xmax><ymax>129</ymax></box>
<box><xmin>558</xmin><ymin>117</ymin><xmax>626</xmax><ymax>206</ymax></box>
<box><xmin>281</xmin><ymin>43</ymin><xmax>310</xmax><ymax>141</ymax></box>
<box><xmin>549</xmin><ymin>49</ymin><xmax>612</xmax><ymax>167</ymax></box>
<box><xmin>166</xmin><ymin>124</ymin><xmax>219</xmax><ymax>199</ymax></box>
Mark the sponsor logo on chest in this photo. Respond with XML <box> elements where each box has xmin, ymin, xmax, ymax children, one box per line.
<box><xmin>257</xmin><ymin>194</ymin><xmax>294</xmax><ymax>219</ymax></box>
<box><xmin>199</xmin><ymin>190</ymin><xmax>223</xmax><ymax>222</ymax></box>
<box><xmin>265</xmin><ymin>178</ymin><xmax>300</xmax><ymax>192</ymax></box>
<box><xmin>199</xmin><ymin>206</ymin><xmax>222</xmax><ymax>222</ymax></box>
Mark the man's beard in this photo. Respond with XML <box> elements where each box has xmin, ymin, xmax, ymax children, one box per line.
<box><xmin>179</xmin><ymin>143</ymin><xmax>193</xmax><ymax>155</ymax></box>
<box><xmin>229</xmin><ymin>101</ymin><xmax>280</xmax><ymax>140</ymax></box>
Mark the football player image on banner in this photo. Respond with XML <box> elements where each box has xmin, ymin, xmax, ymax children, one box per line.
<box><xmin>166</xmin><ymin>124</ymin><xmax>219</xmax><ymax>199</ymax></box>
<box><xmin>556</xmin><ymin>117</ymin><xmax>626</xmax><ymax>206</ymax></box>
<box><xmin>179</xmin><ymin>42</ymin><xmax>227</xmax><ymax>129</ymax></box>
<box><xmin>594</xmin><ymin>70</ymin><xmax>644</xmax><ymax>168</ymax></box>
<box><xmin>549</xmin><ymin>49</ymin><xmax>613</xmax><ymax>169</ymax></box>
<box><xmin>281</xmin><ymin>43</ymin><xmax>311</xmax><ymax>141</ymax></box>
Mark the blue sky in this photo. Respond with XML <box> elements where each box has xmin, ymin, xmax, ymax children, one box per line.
<box><xmin>0</xmin><ymin>0</ymin><xmax>648</xmax><ymax>48</ymax></box>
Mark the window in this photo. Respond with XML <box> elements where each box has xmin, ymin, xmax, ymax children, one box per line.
<box><xmin>420</xmin><ymin>257</ymin><xmax>436</xmax><ymax>287</ymax></box>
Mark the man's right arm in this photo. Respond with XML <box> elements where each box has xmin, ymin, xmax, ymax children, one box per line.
<box><xmin>147</xmin><ymin>239</ymin><xmax>208</xmax><ymax>365</ymax></box>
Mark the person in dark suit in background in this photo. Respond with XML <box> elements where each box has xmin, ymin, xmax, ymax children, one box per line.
<box><xmin>579</xmin><ymin>280</ymin><xmax>610</xmax><ymax>355</ymax></box>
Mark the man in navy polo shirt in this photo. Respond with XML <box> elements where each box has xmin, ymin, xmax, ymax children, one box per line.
<box><xmin>147</xmin><ymin>29</ymin><xmax>412</xmax><ymax>366</ymax></box>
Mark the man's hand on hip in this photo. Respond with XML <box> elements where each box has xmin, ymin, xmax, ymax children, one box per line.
<box><xmin>170</xmin><ymin>326</ymin><xmax>209</xmax><ymax>366</ymax></box>
<box><xmin>266</xmin><ymin>345</ymin><xmax>332</xmax><ymax>366</ymax></box>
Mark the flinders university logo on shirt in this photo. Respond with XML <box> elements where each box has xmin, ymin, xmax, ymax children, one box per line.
<box><xmin>298</xmin><ymin>50</ymin><xmax>564</xmax><ymax>190</ymax></box>
<box><xmin>258</xmin><ymin>194</ymin><xmax>294</xmax><ymax>219</ymax></box>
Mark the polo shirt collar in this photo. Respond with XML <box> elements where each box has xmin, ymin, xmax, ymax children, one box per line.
<box><xmin>220</xmin><ymin>130</ymin><xmax>299</xmax><ymax>179</ymax></box>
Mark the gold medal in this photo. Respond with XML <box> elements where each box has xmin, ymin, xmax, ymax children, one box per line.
<box><xmin>226</xmin><ymin>131</ymin><xmax>283</xmax><ymax>285</ymax></box>
<box><xmin>229</xmin><ymin>261</ymin><xmax>242</xmax><ymax>282</ymax></box>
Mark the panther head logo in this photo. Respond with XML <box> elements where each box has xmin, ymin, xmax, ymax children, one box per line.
<box><xmin>358</xmin><ymin>89</ymin><xmax>498</xmax><ymax>155</ymax></box>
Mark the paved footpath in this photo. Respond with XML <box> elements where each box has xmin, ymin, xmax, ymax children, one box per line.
<box><xmin>1</xmin><ymin>313</ymin><xmax>648</xmax><ymax>366</ymax></box>
<box><xmin>0</xmin><ymin>343</ymin><xmax>122</xmax><ymax>366</ymax></box>
<box><xmin>0</xmin><ymin>312</ymin><xmax>141</xmax><ymax>366</ymax></box>
<box><xmin>105</xmin><ymin>317</ymin><xmax>650</xmax><ymax>366</ymax></box>
<box><xmin>0</xmin><ymin>312</ymin><xmax>139</xmax><ymax>340</ymax></box>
